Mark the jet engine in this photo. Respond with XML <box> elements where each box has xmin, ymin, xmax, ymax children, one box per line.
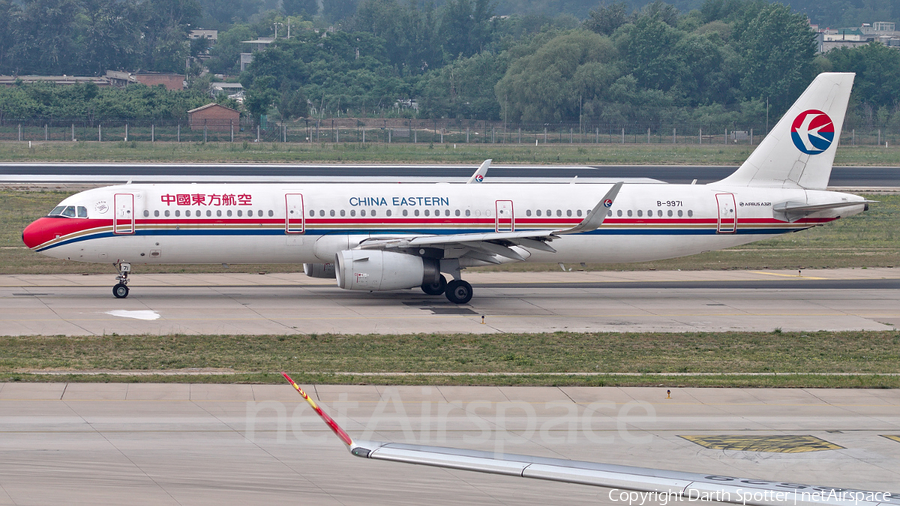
<box><xmin>303</xmin><ymin>263</ymin><xmax>335</xmax><ymax>279</ymax></box>
<box><xmin>335</xmin><ymin>250</ymin><xmax>439</xmax><ymax>291</ymax></box>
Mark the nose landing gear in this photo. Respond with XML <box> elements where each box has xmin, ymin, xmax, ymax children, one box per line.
<box><xmin>113</xmin><ymin>262</ymin><xmax>131</xmax><ymax>299</ymax></box>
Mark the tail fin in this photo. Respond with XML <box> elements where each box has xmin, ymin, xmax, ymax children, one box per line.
<box><xmin>716</xmin><ymin>72</ymin><xmax>855</xmax><ymax>190</ymax></box>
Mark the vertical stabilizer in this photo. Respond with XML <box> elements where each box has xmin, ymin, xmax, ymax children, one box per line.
<box><xmin>716</xmin><ymin>73</ymin><xmax>854</xmax><ymax>190</ymax></box>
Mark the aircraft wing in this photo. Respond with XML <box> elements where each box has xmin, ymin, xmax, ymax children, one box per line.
<box><xmin>282</xmin><ymin>373</ymin><xmax>897</xmax><ymax>506</ymax></box>
<box><xmin>357</xmin><ymin>182</ymin><xmax>623</xmax><ymax>261</ymax></box>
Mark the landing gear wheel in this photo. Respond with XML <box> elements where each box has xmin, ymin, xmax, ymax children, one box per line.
<box><xmin>421</xmin><ymin>275</ymin><xmax>448</xmax><ymax>296</ymax></box>
<box><xmin>113</xmin><ymin>283</ymin><xmax>129</xmax><ymax>299</ymax></box>
<box><xmin>445</xmin><ymin>280</ymin><xmax>473</xmax><ymax>304</ymax></box>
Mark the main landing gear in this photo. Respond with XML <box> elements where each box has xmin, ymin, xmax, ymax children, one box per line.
<box><xmin>113</xmin><ymin>262</ymin><xmax>131</xmax><ymax>299</ymax></box>
<box><xmin>420</xmin><ymin>274</ymin><xmax>473</xmax><ymax>304</ymax></box>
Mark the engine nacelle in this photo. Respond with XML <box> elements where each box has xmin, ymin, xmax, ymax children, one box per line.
<box><xmin>335</xmin><ymin>250</ymin><xmax>439</xmax><ymax>291</ymax></box>
<box><xmin>303</xmin><ymin>263</ymin><xmax>335</xmax><ymax>279</ymax></box>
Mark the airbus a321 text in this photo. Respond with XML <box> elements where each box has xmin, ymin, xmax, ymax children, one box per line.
<box><xmin>23</xmin><ymin>73</ymin><xmax>869</xmax><ymax>304</ymax></box>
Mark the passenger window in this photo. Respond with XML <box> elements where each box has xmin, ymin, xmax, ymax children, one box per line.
<box><xmin>154</xmin><ymin>210</ymin><xmax>160</xmax><ymax>217</ymax></box>
<box><xmin>371</xmin><ymin>210</ymin><xmax>377</xmax><ymax>216</ymax></box>
<box><xmin>445</xmin><ymin>210</ymin><xmax>450</xmax><ymax>217</ymax></box>
<box><xmin>329</xmin><ymin>210</ymin><xmax>335</xmax><ymax>217</ymax></box>
<box><xmin>186</xmin><ymin>210</ymin><xmax>191</xmax><ymax>217</ymax></box>
<box><xmin>361</xmin><ymin>210</ymin><xmax>366</xmax><ymax>217</ymax></box>
<box><xmin>424</xmin><ymin>210</ymin><xmax>429</xmax><ymax>217</ymax></box>
<box><xmin>238</xmin><ymin>210</ymin><xmax>244</xmax><ymax>217</ymax></box>
<box><xmin>207</xmin><ymin>210</ymin><xmax>212</xmax><ymax>217</ymax></box>
<box><xmin>143</xmin><ymin>210</ymin><xmax>149</xmax><ymax>217</ymax></box>
<box><xmin>350</xmin><ymin>210</ymin><xmax>355</xmax><ymax>217</ymax></box>
<box><xmin>340</xmin><ymin>210</ymin><xmax>346</xmax><ymax>217</ymax></box>
<box><xmin>637</xmin><ymin>210</ymin><xmax>643</xmax><ymax>217</ymax></box>
<box><xmin>677</xmin><ymin>210</ymin><xmax>683</xmax><ymax>217</ymax></box>
<box><xmin>227</xmin><ymin>210</ymin><xmax>232</xmax><ymax>217</ymax></box>
<box><xmin>465</xmin><ymin>210</ymin><xmax>471</xmax><ymax>217</ymax></box>
<box><xmin>667</xmin><ymin>210</ymin><xmax>673</xmax><ymax>217</ymax></box>
<box><xmin>269</xmin><ymin>210</ymin><xmax>274</xmax><ymax>217</ymax></box>
<box><xmin>402</xmin><ymin>210</ymin><xmax>408</xmax><ymax>216</ymax></box>
<box><xmin>688</xmin><ymin>210</ymin><xmax>693</xmax><ymax>217</ymax></box>
<box><xmin>607</xmin><ymin>210</ymin><xmax>612</xmax><ymax>217</ymax></box>
<box><xmin>577</xmin><ymin>210</ymin><xmax>582</xmax><ymax>217</ymax></box>
<box><xmin>455</xmin><ymin>210</ymin><xmax>460</xmax><ymax>217</ymax></box>
<box><xmin>616</xmin><ymin>210</ymin><xmax>622</xmax><ymax>217</ymax></box>
<box><xmin>567</xmin><ymin>210</ymin><xmax>572</xmax><ymax>217</ymax></box>
<box><xmin>165</xmin><ymin>210</ymin><xmax>170</xmax><ymax>217</ymax></box>
<box><xmin>309</xmin><ymin>210</ymin><xmax>315</xmax><ymax>217</ymax></box>
<box><xmin>627</xmin><ymin>210</ymin><xmax>632</xmax><ymax>217</ymax></box>
<box><xmin>536</xmin><ymin>210</ymin><xmax>542</xmax><ymax>217</ymax></box>
<box><xmin>175</xmin><ymin>210</ymin><xmax>180</xmax><ymax>217</ymax></box>
<box><xmin>386</xmin><ymin>210</ymin><xmax>391</xmax><ymax>217</ymax></box>
<box><xmin>319</xmin><ymin>210</ymin><xmax>324</xmax><ymax>217</ymax></box>
<box><xmin>526</xmin><ymin>210</ymin><xmax>532</xmax><ymax>217</ymax></box>
<box><xmin>657</xmin><ymin>210</ymin><xmax>663</xmax><ymax>217</ymax></box>
<box><xmin>217</xmin><ymin>210</ymin><xmax>222</xmax><ymax>217</ymax></box>
<box><xmin>414</xmin><ymin>210</ymin><xmax>420</xmax><ymax>217</ymax></box>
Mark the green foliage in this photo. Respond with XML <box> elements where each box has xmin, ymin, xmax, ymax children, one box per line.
<box><xmin>0</xmin><ymin>82</ymin><xmax>212</xmax><ymax>120</ymax></box>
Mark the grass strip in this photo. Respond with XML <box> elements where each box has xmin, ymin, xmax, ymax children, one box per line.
<box><xmin>1</xmin><ymin>141</ymin><xmax>900</xmax><ymax>166</ymax></box>
<box><xmin>2</xmin><ymin>330</ymin><xmax>898</xmax><ymax>387</ymax></box>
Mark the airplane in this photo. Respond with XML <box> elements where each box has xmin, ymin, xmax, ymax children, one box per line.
<box><xmin>22</xmin><ymin>73</ymin><xmax>870</xmax><ymax>304</ymax></box>
<box><xmin>281</xmin><ymin>372</ymin><xmax>897</xmax><ymax>506</ymax></box>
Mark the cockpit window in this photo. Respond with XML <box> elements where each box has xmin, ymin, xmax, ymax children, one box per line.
<box><xmin>47</xmin><ymin>205</ymin><xmax>87</xmax><ymax>218</ymax></box>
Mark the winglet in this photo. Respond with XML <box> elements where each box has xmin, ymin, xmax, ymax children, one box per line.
<box><xmin>557</xmin><ymin>182</ymin><xmax>623</xmax><ymax>235</ymax></box>
<box><xmin>466</xmin><ymin>159</ymin><xmax>491</xmax><ymax>184</ymax></box>
<box><xmin>282</xmin><ymin>372</ymin><xmax>354</xmax><ymax>447</ymax></box>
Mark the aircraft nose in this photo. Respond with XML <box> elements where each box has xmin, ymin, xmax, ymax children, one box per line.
<box><xmin>22</xmin><ymin>217</ymin><xmax>56</xmax><ymax>249</ymax></box>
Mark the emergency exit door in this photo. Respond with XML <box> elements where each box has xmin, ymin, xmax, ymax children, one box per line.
<box><xmin>716</xmin><ymin>193</ymin><xmax>736</xmax><ymax>233</ymax></box>
<box><xmin>285</xmin><ymin>193</ymin><xmax>305</xmax><ymax>233</ymax></box>
<box><xmin>113</xmin><ymin>193</ymin><xmax>134</xmax><ymax>235</ymax></box>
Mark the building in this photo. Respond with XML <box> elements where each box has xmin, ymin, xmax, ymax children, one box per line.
<box><xmin>0</xmin><ymin>75</ymin><xmax>109</xmax><ymax>87</ymax></box>
<box><xmin>187</xmin><ymin>103</ymin><xmax>240</xmax><ymax>131</ymax></box>
<box><xmin>106</xmin><ymin>71</ymin><xmax>185</xmax><ymax>90</ymax></box>
<box><xmin>818</xmin><ymin>22</ymin><xmax>900</xmax><ymax>52</ymax></box>
<box><xmin>190</xmin><ymin>29</ymin><xmax>218</xmax><ymax>44</ymax></box>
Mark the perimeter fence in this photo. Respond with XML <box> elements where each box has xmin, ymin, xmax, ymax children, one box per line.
<box><xmin>1</xmin><ymin>117</ymin><xmax>898</xmax><ymax>147</ymax></box>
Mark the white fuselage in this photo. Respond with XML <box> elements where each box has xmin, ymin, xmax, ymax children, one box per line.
<box><xmin>26</xmin><ymin>181</ymin><xmax>864</xmax><ymax>266</ymax></box>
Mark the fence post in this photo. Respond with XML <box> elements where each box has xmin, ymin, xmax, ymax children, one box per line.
<box><xmin>544</xmin><ymin>127</ymin><xmax>548</xmax><ymax>143</ymax></box>
<box><xmin>18</xmin><ymin>124</ymin><xmax>22</xmax><ymax>142</ymax></box>
<box><xmin>647</xmin><ymin>128</ymin><xmax>650</xmax><ymax>144</ymax></box>
<box><xmin>72</xmin><ymin>124</ymin><xmax>75</xmax><ymax>141</ymax></box>
<box><xmin>440</xmin><ymin>130</ymin><xmax>443</xmax><ymax>143</ymax></box>
<box><xmin>518</xmin><ymin>127</ymin><xmax>521</xmax><ymax>144</ymax></box>
<box><xmin>153</xmin><ymin>124</ymin><xmax>156</xmax><ymax>142</ymax></box>
<box><xmin>750</xmin><ymin>128</ymin><xmax>753</xmax><ymax>145</ymax></box>
<box><xmin>725</xmin><ymin>129</ymin><xmax>728</xmax><ymax>144</ymax></box>
<box><xmin>569</xmin><ymin>128</ymin><xmax>573</xmax><ymax>143</ymax></box>
<box><xmin>231</xmin><ymin>121</ymin><xmax>234</xmax><ymax>143</ymax></box>
<box><xmin>45</xmin><ymin>124</ymin><xmax>48</xmax><ymax>141</ymax></box>
<box><xmin>285</xmin><ymin>125</ymin><xmax>288</xmax><ymax>143</ymax></box>
<box><xmin>177</xmin><ymin>124</ymin><xmax>180</xmax><ymax>142</ymax></box>
<box><xmin>596</xmin><ymin>127</ymin><xmax>599</xmax><ymax>144</ymax></box>
<box><xmin>673</xmin><ymin>128</ymin><xmax>676</xmax><ymax>144</ymax></box>
<box><xmin>99</xmin><ymin>124</ymin><xmax>102</xmax><ymax>142</ymax></box>
<box><xmin>362</xmin><ymin>129</ymin><xmax>365</xmax><ymax>144</ymax></box>
<box><xmin>257</xmin><ymin>125</ymin><xmax>260</xmax><ymax>143</ymax></box>
<box><xmin>125</xmin><ymin>123</ymin><xmax>128</xmax><ymax>141</ymax></box>
<box><xmin>621</xmin><ymin>128</ymin><xmax>624</xmax><ymax>144</ymax></box>
<box><xmin>878</xmin><ymin>129</ymin><xmax>881</xmax><ymax>146</ymax></box>
<box><xmin>852</xmin><ymin>129</ymin><xmax>855</xmax><ymax>146</ymax></box>
<box><xmin>466</xmin><ymin>127</ymin><xmax>470</xmax><ymax>143</ymax></box>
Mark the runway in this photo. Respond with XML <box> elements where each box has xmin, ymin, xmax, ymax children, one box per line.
<box><xmin>0</xmin><ymin>384</ymin><xmax>898</xmax><ymax>505</ymax></box>
<box><xmin>0</xmin><ymin>163</ymin><xmax>898</xmax><ymax>186</ymax></box>
<box><xmin>1</xmin><ymin>269</ymin><xmax>898</xmax><ymax>336</ymax></box>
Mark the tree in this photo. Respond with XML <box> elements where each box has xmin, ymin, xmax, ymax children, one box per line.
<box><xmin>439</xmin><ymin>0</ymin><xmax>496</xmax><ymax>59</ymax></box>
<box><xmin>138</xmin><ymin>0</ymin><xmax>202</xmax><ymax>72</ymax></box>
<box><xmin>78</xmin><ymin>0</ymin><xmax>143</xmax><ymax>75</ymax></box>
<box><xmin>206</xmin><ymin>24</ymin><xmax>256</xmax><ymax>74</ymax></box>
<box><xmin>735</xmin><ymin>2</ymin><xmax>817</xmax><ymax>111</ymax></box>
<box><xmin>282</xmin><ymin>0</ymin><xmax>318</xmax><ymax>18</ymax></box>
<box><xmin>323</xmin><ymin>0</ymin><xmax>359</xmax><ymax>24</ymax></box>
<box><xmin>495</xmin><ymin>30</ymin><xmax>619</xmax><ymax>122</ymax></box>
<box><xmin>14</xmin><ymin>0</ymin><xmax>81</xmax><ymax>75</ymax></box>
<box><xmin>583</xmin><ymin>1</ymin><xmax>630</xmax><ymax>35</ymax></box>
